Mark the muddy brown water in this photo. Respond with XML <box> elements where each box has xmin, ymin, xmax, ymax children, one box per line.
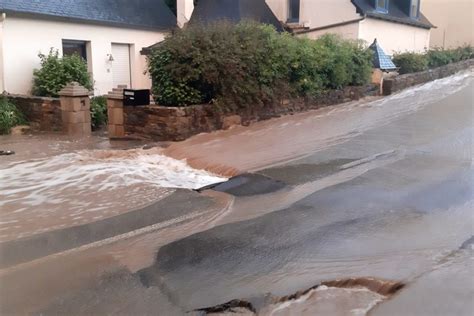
<box><xmin>0</xmin><ymin>71</ymin><xmax>473</xmax><ymax>315</ymax></box>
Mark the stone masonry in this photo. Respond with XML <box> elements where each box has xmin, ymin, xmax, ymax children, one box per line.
<box><xmin>7</xmin><ymin>94</ymin><xmax>62</xmax><ymax>131</ymax></box>
<box><xmin>58</xmin><ymin>82</ymin><xmax>91</xmax><ymax>137</ymax></box>
<box><xmin>107</xmin><ymin>85</ymin><xmax>127</xmax><ymax>138</ymax></box>
<box><xmin>121</xmin><ymin>59</ymin><xmax>472</xmax><ymax>142</ymax></box>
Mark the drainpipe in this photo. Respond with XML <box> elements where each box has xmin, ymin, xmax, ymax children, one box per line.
<box><xmin>0</xmin><ymin>12</ymin><xmax>6</xmax><ymax>93</ymax></box>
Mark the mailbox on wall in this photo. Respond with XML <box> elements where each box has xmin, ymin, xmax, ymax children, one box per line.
<box><xmin>123</xmin><ymin>89</ymin><xmax>150</xmax><ymax>106</ymax></box>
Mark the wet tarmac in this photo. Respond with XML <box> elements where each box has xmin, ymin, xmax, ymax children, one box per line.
<box><xmin>0</xmin><ymin>72</ymin><xmax>473</xmax><ymax>315</ymax></box>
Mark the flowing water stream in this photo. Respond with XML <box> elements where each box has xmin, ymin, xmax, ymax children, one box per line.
<box><xmin>0</xmin><ymin>71</ymin><xmax>472</xmax><ymax>315</ymax></box>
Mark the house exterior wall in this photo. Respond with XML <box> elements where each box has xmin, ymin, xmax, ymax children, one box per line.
<box><xmin>299</xmin><ymin>0</ymin><xmax>360</xmax><ymax>29</ymax></box>
<box><xmin>422</xmin><ymin>0</ymin><xmax>474</xmax><ymax>48</ymax></box>
<box><xmin>265</xmin><ymin>0</ymin><xmax>287</xmax><ymax>22</ymax></box>
<box><xmin>177</xmin><ymin>0</ymin><xmax>195</xmax><ymax>27</ymax></box>
<box><xmin>266</xmin><ymin>0</ymin><xmax>359</xmax><ymax>27</ymax></box>
<box><xmin>297</xmin><ymin>22</ymin><xmax>360</xmax><ymax>41</ymax></box>
<box><xmin>358</xmin><ymin>18</ymin><xmax>431</xmax><ymax>54</ymax></box>
<box><xmin>1</xmin><ymin>16</ymin><xmax>167</xmax><ymax>95</ymax></box>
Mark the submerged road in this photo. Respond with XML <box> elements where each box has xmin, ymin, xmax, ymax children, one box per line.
<box><xmin>0</xmin><ymin>72</ymin><xmax>473</xmax><ymax>315</ymax></box>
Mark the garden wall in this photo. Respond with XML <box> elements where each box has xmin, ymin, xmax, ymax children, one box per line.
<box><xmin>383</xmin><ymin>59</ymin><xmax>474</xmax><ymax>95</ymax></box>
<box><xmin>6</xmin><ymin>94</ymin><xmax>62</xmax><ymax>131</ymax></box>
<box><xmin>124</xmin><ymin>84</ymin><xmax>379</xmax><ymax>141</ymax></box>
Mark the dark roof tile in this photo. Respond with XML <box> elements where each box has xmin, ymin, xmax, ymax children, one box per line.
<box><xmin>0</xmin><ymin>0</ymin><xmax>177</xmax><ymax>30</ymax></box>
<box><xmin>351</xmin><ymin>0</ymin><xmax>433</xmax><ymax>29</ymax></box>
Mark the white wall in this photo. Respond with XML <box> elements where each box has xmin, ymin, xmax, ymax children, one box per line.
<box><xmin>298</xmin><ymin>21</ymin><xmax>360</xmax><ymax>41</ymax></box>
<box><xmin>1</xmin><ymin>16</ymin><xmax>167</xmax><ymax>95</ymax></box>
<box><xmin>422</xmin><ymin>0</ymin><xmax>474</xmax><ymax>48</ymax></box>
<box><xmin>177</xmin><ymin>0</ymin><xmax>195</xmax><ymax>27</ymax></box>
<box><xmin>265</xmin><ymin>0</ymin><xmax>288</xmax><ymax>22</ymax></box>
<box><xmin>300</xmin><ymin>0</ymin><xmax>360</xmax><ymax>29</ymax></box>
<box><xmin>359</xmin><ymin>18</ymin><xmax>431</xmax><ymax>54</ymax></box>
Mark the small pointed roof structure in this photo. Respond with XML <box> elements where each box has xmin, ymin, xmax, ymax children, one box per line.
<box><xmin>369</xmin><ymin>39</ymin><xmax>397</xmax><ymax>71</ymax></box>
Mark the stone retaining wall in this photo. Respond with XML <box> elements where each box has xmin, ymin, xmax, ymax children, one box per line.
<box><xmin>383</xmin><ymin>59</ymin><xmax>474</xmax><ymax>95</ymax></box>
<box><xmin>122</xmin><ymin>59</ymin><xmax>472</xmax><ymax>142</ymax></box>
<box><xmin>123</xmin><ymin>84</ymin><xmax>379</xmax><ymax>141</ymax></box>
<box><xmin>6</xmin><ymin>94</ymin><xmax>62</xmax><ymax>131</ymax></box>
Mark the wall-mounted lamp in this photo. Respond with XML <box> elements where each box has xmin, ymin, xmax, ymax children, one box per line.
<box><xmin>107</xmin><ymin>54</ymin><xmax>114</xmax><ymax>62</ymax></box>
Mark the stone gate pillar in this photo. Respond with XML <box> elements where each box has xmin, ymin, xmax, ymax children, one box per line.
<box><xmin>58</xmin><ymin>82</ymin><xmax>91</xmax><ymax>136</ymax></box>
<box><xmin>107</xmin><ymin>85</ymin><xmax>127</xmax><ymax>138</ymax></box>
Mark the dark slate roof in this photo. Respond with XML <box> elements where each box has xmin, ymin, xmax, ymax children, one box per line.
<box><xmin>369</xmin><ymin>39</ymin><xmax>397</xmax><ymax>70</ymax></box>
<box><xmin>351</xmin><ymin>0</ymin><xmax>434</xmax><ymax>29</ymax></box>
<box><xmin>189</xmin><ymin>0</ymin><xmax>285</xmax><ymax>32</ymax></box>
<box><xmin>0</xmin><ymin>0</ymin><xmax>177</xmax><ymax>30</ymax></box>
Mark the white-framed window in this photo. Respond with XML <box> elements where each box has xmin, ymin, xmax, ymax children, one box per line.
<box><xmin>376</xmin><ymin>0</ymin><xmax>389</xmax><ymax>13</ymax></box>
<box><xmin>62</xmin><ymin>40</ymin><xmax>88</xmax><ymax>61</ymax></box>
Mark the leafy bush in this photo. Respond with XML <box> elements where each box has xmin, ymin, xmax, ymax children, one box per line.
<box><xmin>32</xmin><ymin>49</ymin><xmax>93</xmax><ymax>97</ymax></box>
<box><xmin>394</xmin><ymin>46</ymin><xmax>473</xmax><ymax>74</ymax></box>
<box><xmin>90</xmin><ymin>96</ymin><xmax>108</xmax><ymax>130</ymax></box>
<box><xmin>392</xmin><ymin>52</ymin><xmax>428</xmax><ymax>74</ymax></box>
<box><xmin>0</xmin><ymin>96</ymin><xmax>27</xmax><ymax>135</ymax></box>
<box><xmin>313</xmin><ymin>35</ymin><xmax>373</xmax><ymax>89</ymax></box>
<box><xmin>148</xmin><ymin>22</ymin><xmax>373</xmax><ymax>108</ymax></box>
<box><xmin>453</xmin><ymin>45</ymin><xmax>474</xmax><ymax>60</ymax></box>
<box><xmin>426</xmin><ymin>48</ymin><xmax>458</xmax><ymax>68</ymax></box>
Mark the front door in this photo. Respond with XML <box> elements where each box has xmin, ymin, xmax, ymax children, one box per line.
<box><xmin>111</xmin><ymin>43</ymin><xmax>131</xmax><ymax>88</ymax></box>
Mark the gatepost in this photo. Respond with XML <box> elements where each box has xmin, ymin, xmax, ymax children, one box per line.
<box><xmin>58</xmin><ymin>82</ymin><xmax>91</xmax><ymax>136</ymax></box>
<box><xmin>107</xmin><ymin>85</ymin><xmax>127</xmax><ymax>138</ymax></box>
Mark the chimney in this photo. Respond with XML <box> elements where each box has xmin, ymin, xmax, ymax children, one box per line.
<box><xmin>177</xmin><ymin>0</ymin><xmax>194</xmax><ymax>27</ymax></box>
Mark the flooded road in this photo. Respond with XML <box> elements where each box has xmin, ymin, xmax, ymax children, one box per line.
<box><xmin>0</xmin><ymin>71</ymin><xmax>473</xmax><ymax>315</ymax></box>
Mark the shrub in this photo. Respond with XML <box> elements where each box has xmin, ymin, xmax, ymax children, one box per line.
<box><xmin>314</xmin><ymin>35</ymin><xmax>373</xmax><ymax>89</ymax></box>
<box><xmin>0</xmin><ymin>96</ymin><xmax>27</xmax><ymax>135</ymax></box>
<box><xmin>392</xmin><ymin>52</ymin><xmax>428</xmax><ymax>74</ymax></box>
<box><xmin>32</xmin><ymin>49</ymin><xmax>93</xmax><ymax>97</ymax></box>
<box><xmin>453</xmin><ymin>45</ymin><xmax>474</xmax><ymax>60</ymax></box>
<box><xmin>90</xmin><ymin>96</ymin><xmax>108</xmax><ymax>130</ymax></box>
<box><xmin>394</xmin><ymin>46</ymin><xmax>473</xmax><ymax>74</ymax></box>
<box><xmin>426</xmin><ymin>48</ymin><xmax>458</xmax><ymax>68</ymax></box>
<box><xmin>148</xmin><ymin>22</ymin><xmax>373</xmax><ymax>108</ymax></box>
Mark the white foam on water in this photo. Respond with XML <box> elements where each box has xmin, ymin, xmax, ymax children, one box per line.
<box><xmin>0</xmin><ymin>148</ymin><xmax>226</xmax><ymax>208</ymax></box>
<box><xmin>0</xmin><ymin>148</ymin><xmax>227</xmax><ymax>241</ymax></box>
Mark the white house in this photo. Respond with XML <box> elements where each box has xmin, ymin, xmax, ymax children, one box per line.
<box><xmin>176</xmin><ymin>0</ymin><xmax>433</xmax><ymax>55</ymax></box>
<box><xmin>274</xmin><ymin>0</ymin><xmax>433</xmax><ymax>55</ymax></box>
<box><xmin>0</xmin><ymin>0</ymin><xmax>177</xmax><ymax>95</ymax></box>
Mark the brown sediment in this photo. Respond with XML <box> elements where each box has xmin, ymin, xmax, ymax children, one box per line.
<box><xmin>196</xmin><ymin>300</ymin><xmax>257</xmax><ymax>315</ymax></box>
<box><xmin>196</xmin><ymin>277</ymin><xmax>405</xmax><ymax>315</ymax></box>
<box><xmin>273</xmin><ymin>278</ymin><xmax>404</xmax><ymax>305</ymax></box>
<box><xmin>321</xmin><ymin>277</ymin><xmax>405</xmax><ymax>297</ymax></box>
<box><xmin>186</xmin><ymin>156</ymin><xmax>241</xmax><ymax>178</ymax></box>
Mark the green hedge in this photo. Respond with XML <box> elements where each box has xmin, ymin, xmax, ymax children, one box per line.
<box><xmin>393</xmin><ymin>46</ymin><xmax>474</xmax><ymax>74</ymax></box>
<box><xmin>147</xmin><ymin>22</ymin><xmax>372</xmax><ymax>108</ymax></box>
<box><xmin>0</xmin><ymin>96</ymin><xmax>27</xmax><ymax>135</ymax></box>
<box><xmin>32</xmin><ymin>49</ymin><xmax>93</xmax><ymax>97</ymax></box>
